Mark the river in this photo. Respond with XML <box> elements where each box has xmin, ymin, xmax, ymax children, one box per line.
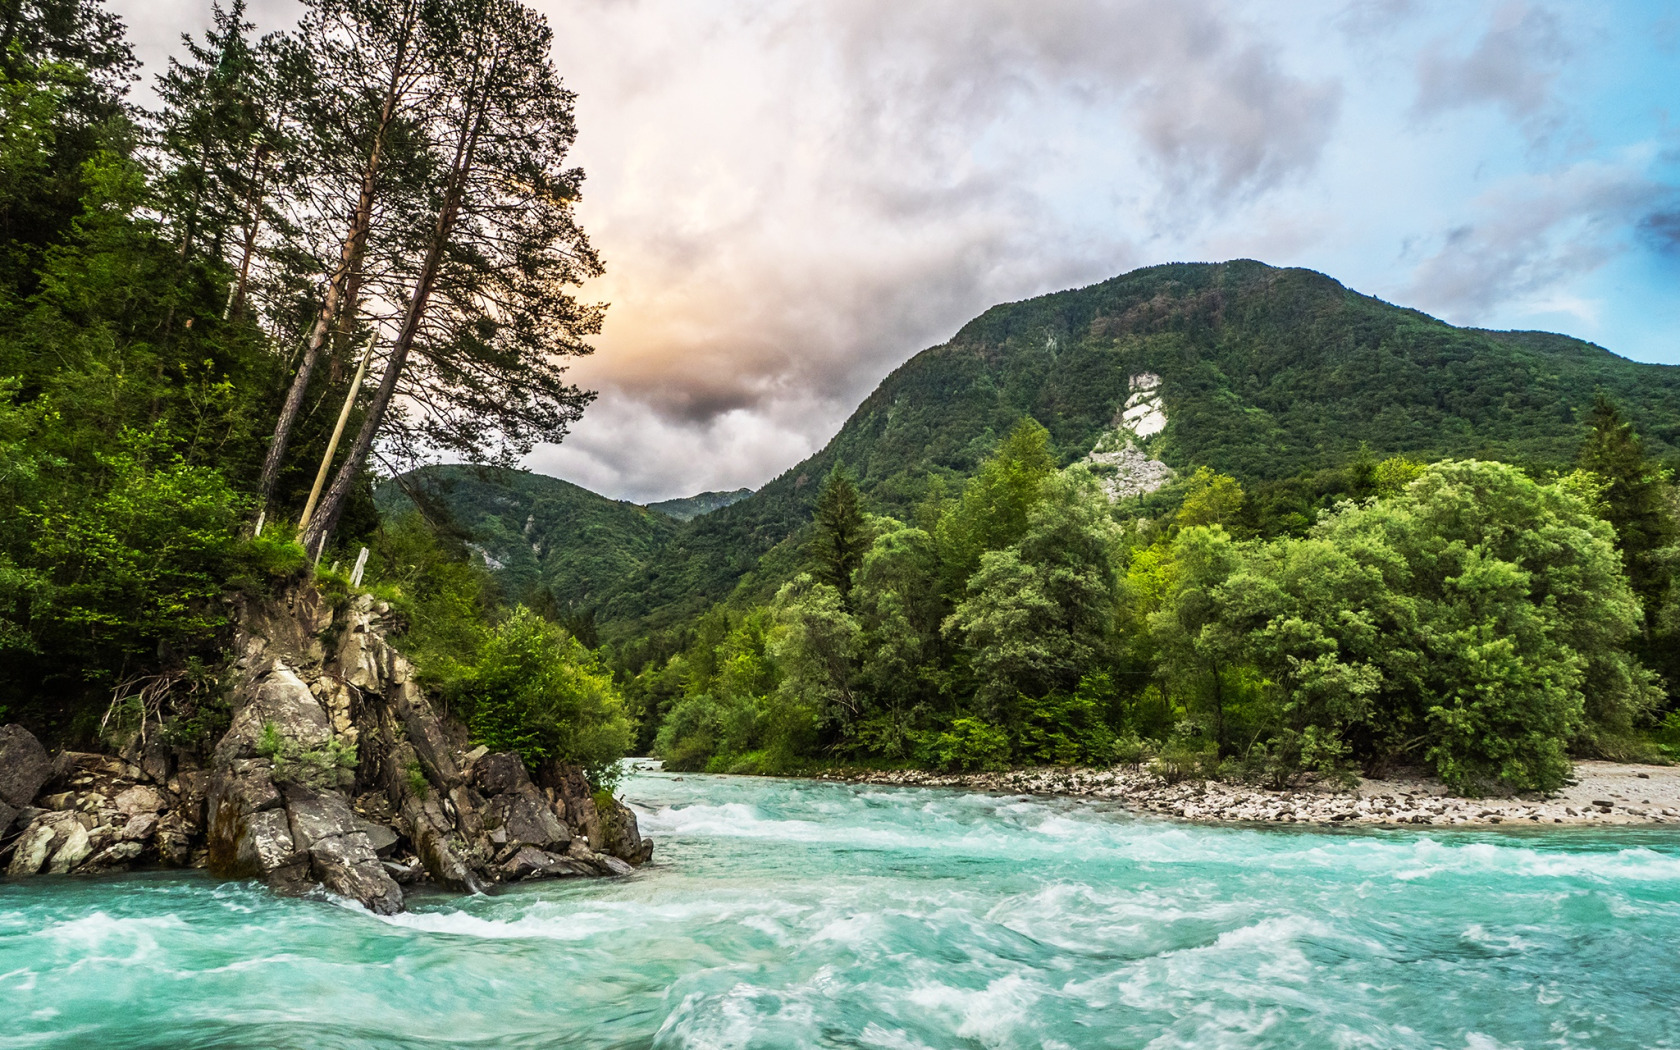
<box><xmin>3</xmin><ymin>764</ymin><xmax>1680</xmax><ymax>1048</ymax></box>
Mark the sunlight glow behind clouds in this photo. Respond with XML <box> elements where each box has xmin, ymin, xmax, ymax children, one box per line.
<box><xmin>110</xmin><ymin>0</ymin><xmax>1680</xmax><ymax>501</ymax></box>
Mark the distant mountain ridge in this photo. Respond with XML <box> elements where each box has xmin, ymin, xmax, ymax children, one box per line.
<box><xmin>390</xmin><ymin>261</ymin><xmax>1680</xmax><ymax>637</ymax></box>
<box><xmin>646</xmin><ymin>488</ymin><xmax>753</xmax><ymax>521</ymax></box>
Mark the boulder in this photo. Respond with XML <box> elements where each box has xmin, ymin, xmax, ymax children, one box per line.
<box><xmin>283</xmin><ymin>785</ymin><xmax>403</xmax><ymax>915</ymax></box>
<box><xmin>358</xmin><ymin>819</ymin><xmax>400</xmax><ymax>857</ymax></box>
<box><xmin>206</xmin><ymin>761</ymin><xmax>286</xmax><ymax>877</ymax></box>
<box><xmin>83</xmin><ymin>841</ymin><xmax>144</xmax><ymax>871</ymax></box>
<box><xmin>597</xmin><ymin>855</ymin><xmax>635</xmax><ymax>877</ymax></box>
<box><xmin>389</xmin><ymin>680</ymin><xmax>459</xmax><ymax>787</ymax></box>
<box><xmin>603</xmin><ymin>797</ymin><xmax>655</xmax><ymax>866</ymax></box>
<box><xmin>216</xmin><ymin>661</ymin><xmax>332</xmax><ymax>764</ymax></box>
<box><xmin>472</xmin><ymin>752</ymin><xmax>529</xmax><ymax>796</ymax></box>
<box><xmin>500</xmin><ymin>845</ymin><xmax>562</xmax><ymax>881</ymax></box>
<box><xmin>538</xmin><ymin>761</ymin><xmax>604</xmax><ymax>849</ymax></box>
<box><xmin>6</xmin><ymin>811</ymin><xmax>94</xmax><ymax>877</ymax></box>
<box><xmin>0</xmin><ymin>725</ymin><xmax>53</xmax><ymax>828</ymax></box>
<box><xmin>121</xmin><ymin>812</ymin><xmax>160</xmax><ymax>841</ymax></box>
<box><xmin>115</xmin><ymin>784</ymin><xmax>168</xmax><ymax>818</ymax></box>
<box><xmin>485</xmin><ymin>788</ymin><xmax>570</xmax><ymax>850</ymax></box>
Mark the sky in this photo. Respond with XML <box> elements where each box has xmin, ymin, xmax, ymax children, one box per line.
<box><xmin>110</xmin><ymin>0</ymin><xmax>1680</xmax><ymax>503</ymax></box>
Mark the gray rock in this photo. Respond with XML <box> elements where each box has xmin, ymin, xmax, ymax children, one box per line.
<box><xmin>597</xmin><ymin>855</ymin><xmax>635</xmax><ymax>877</ymax></box>
<box><xmin>390</xmin><ymin>680</ymin><xmax>460</xmax><ymax>787</ymax></box>
<box><xmin>0</xmin><ymin>800</ymin><xmax>16</xmax><ymax>837</ymax></box>
<box><xmin>485</xmin><ymin>788</ymin><xmax>570</xmax><ymax>850</ymax></box>
<box><xmin>45</xmin><ymin>820</ymin><xmax>92</xmax><ymax>874</ymax></box>
<box><xmin>83</xmin><ymin>841</ymin><xmax>144</xmax><ymax>870</ymax></box>
<box><xmin>537</xmin><ymin>856</ymin><xmax>598</xmax><ymax>878</ymax></box>
<box><xmin>500</xmin><ymin>846</ymin><xmax>561</xmax><ymax>881</ymax></box>
<box><xmin>283</xmin><ymin>785</ymin><xmax>404</xmax><ymax>915</ymax></box>
<box><xmin>215</xmin><ymin>661</ymin><xmax>332</xmax><ymax>766</ymax></box>
<box><xmin>206</xmin><ymin>763</ymin><xmax>285</xmax><ymax>876</ymax></box>
<box><xmin>358</xmin><ymin>819</ymin><xmax>400</xmax><ymax>856</ymax></box>
<box><xmin>0</xmin><ymin>724</ymin><xmax>53</xmax><ymax>814</ymax></box>
<box><xmin>472</xmin><ymin>752</ymin><xmax>529</xmax><ymax>796</ymax></box>
<box><xmin>242</xmin><ymin>808</ymin><xmax>302</xmax><ymax>877</ymax></box>
<box><xmin>603</xmin><ymin>796</ymin><xmax>653</xmax><ymax>866</ymax></box>
<box><xmin>115</xmin><ymin>784</ymin><xmax>167</xmax><ymax>817</ymax></box>
<box><xmin>7</xmin><ymin>812</ymin><xmax>75</xmax><ymax>876</ymax></box>
<box><xmin>121</xmin><ymin>811</ymin><xmax>160</xmax><ymax>841</ymax></box>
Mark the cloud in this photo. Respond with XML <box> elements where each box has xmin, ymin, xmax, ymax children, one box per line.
<box><xmin>1413</xmin><ymin>2</ymin><xmax>1570</xmax><ymax>143</ymax></box>
<box><xmin>102</xmin><ymin>0</ymin><xmax>1679</xmax><ymax>500</ymax></box>
<box><xmin>535</xmin><ymin>0</ymin><xmax>1340</xmax><ymax>498</ymax></box>
<box><xmin>1643</xmin><ymin>209</ymin><xmax>1680</xmax><ymax>255</ymax></box>
<box><xmin>1403</xmin><ymin>159</ymin><xmax>1677</xmax><ymax>322</ymax></box>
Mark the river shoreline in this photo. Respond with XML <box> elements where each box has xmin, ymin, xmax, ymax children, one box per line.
<box><xmin>813</xmin><ymin>760</ymin><xmax>1680</xmax><ymax>827</ymax></box>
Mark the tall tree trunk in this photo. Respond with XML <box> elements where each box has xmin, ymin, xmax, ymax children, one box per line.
<box><xmin>300</xmin><ymin>56</ymin><xmax>491</xmax><ymax>554</ymax></box>
<box><xmin>254</xmin><ymin>4</ymin><xmax>415</xmax><ymax>513</ymax></box>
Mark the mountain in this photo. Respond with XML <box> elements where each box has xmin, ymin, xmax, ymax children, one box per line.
<box><xmin>391</xmin><ymin>261</ymin><xmax>1680</xmax><ymax>638</ymax></box>
<box><xmin>646</xmin><ymin>488</ymin><xmax>754</xmax><ymax>521</ymax></box>
<box><xmin>376</xmin><ymin>466</ymin><xmax>679</xmax><ymax>612</ymax></box>
<box><xmin>588</xmin><ymin>260</ymin><xmax>1680</xmax><ymax>634</ymax></box>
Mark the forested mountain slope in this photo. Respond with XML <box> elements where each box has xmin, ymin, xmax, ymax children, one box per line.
<box><xmin>376</xmin><ymin>467</ymin><xmax>679</xmax><ymax>615</ymax></box>
<box><xmin>560</xmin><ymin>260</ymin><xmax>1679</xmax><ymax>634</ymax></box>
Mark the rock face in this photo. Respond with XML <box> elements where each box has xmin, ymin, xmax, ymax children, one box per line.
<box><xmin>1</xmin><ymin>584</ymin><xmax>653</xmax><ymax>912</ymax></box>
<box><xmin>0</xmin><ymin>724</ymin><xmax>53</xmax><ymax>835</ymax></box>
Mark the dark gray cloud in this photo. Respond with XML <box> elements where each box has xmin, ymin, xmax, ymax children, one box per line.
<box><xmin>1643</xmin><ymin>209</ymin><xmax>1680</xmax><ymax>255</ymax></box>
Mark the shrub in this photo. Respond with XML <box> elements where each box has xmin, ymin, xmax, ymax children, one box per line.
<box><xmin>1151</xmin><ymin>722</ymin><xmax>1217</xmax><ymax>784</ymax></box>
<box><xmin>256</xmin><ymin>721</ymin><xmax>358</xmax><ymax>789</ymax></box>
<box><xmin>450</xmin><ymin>606</ymin><xmax>633</xmax><ymax>788</ymax></box>
<box><xmin>921</xmin><ymin>717</ymin><xmax>1011</xmax><ymax>773</ymax></box>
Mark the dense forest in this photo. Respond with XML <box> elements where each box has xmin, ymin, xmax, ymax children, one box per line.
<box><xmin>0</xmin><ymin>0</ymin><xmax>634</xmax><ymax>784</ymax></box>
<box><xmin>4</xmin><ymin>0</ymin><xmax>1677</xmax><ymax>799</ymax></box>
<box><xmin>641</xmin><ymin>407</ymin><xmax>1680</xmax><ymax>793</ymax></box>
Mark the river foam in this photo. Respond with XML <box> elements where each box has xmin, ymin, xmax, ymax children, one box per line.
<box><xmin>3</xmin><ymin>767</ymin><xmax>1679</xmax><ymax>1048</ymax></box>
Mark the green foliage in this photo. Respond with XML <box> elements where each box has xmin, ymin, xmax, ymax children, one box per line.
<box><xmin>1017</xmin><ymin>675</ymin><xmax>1117</xmax><ymax>766</ymax></box>
<box><xmin>255</xmin><ymin>721</ymin><xmax>358</xmax><ymax>789</ymax></box>
<box><xmin>404</xmin><ymin>760</ymin><xmax>430</xmax><ymax>800</ymax></box>
<box><xmin>805</xmin><ymin>466</ymin><xmax>871</xmax><ymax>602</ymax></box>
<box><xmin>1176</xmin><ymin>467</ymin><xmax>1245</xmax><ymax>530</ymax></box>
<box><xmin>1151</xmin><ymin>723</ymin><xmax>1218</xmax><ymax>785</ymax></box>
<box><xmin>447</xmin><ymin>606</ymin><xmax>632</xmax><ymax>787</ymax></box>
<box><xmin>944</xmin><ymin>467</ymin><xmax>1119</xmax><ymax>720</ymax></box>
<box><xmin>921</xmin><ymin>717</ymin><xmax>1011</xmax><ymax>773</ymax></box>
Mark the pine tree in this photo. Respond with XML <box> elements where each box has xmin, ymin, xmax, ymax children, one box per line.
<box><xmin>806</xmin><ymin>466</ymin><xmax>870</xmax><ymax>603</ymax></box>
<box><xmin>299</xmin><ymin>0</ymin><xmax>600</xmax><ymax>555</ymax></box>
<box><xmin>1579</xmin><ymin>394</ymin><xmax>1676</xmax><ymax>634</ymax></box>
<box><xmin>255</xmin><ymin>0</ymin><xmax>429</xmax><ymax>513</ymax></box>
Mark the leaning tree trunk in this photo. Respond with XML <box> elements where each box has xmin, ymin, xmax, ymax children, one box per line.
<box><xmin>254</xmin><ymin>9</ymin><xmax>416</xmax><ymax>514</ymax></box>
<box><xmin>300</xmin><ymin>61</ymin><xmax>491</xmax><ymax>556</ymax></box>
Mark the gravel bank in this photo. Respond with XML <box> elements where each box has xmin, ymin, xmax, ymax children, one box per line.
<box><xmin>823</xmin><ymin>760</ymin><xmax>1680</xmax><ymax>827</ymax></box>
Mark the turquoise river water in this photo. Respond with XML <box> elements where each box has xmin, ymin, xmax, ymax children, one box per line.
<box><xmin>4</xmin><ymin>764</ymin><xmax>1680</xmax><ymax>1048</ymax></box>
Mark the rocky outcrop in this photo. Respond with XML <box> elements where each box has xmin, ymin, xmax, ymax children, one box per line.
<box><xmin>200</xmin><ymin>586</ymin><xmax>652</xmax><ymax>911</ymax></box>
<box><xmin>3</xmin><ymin>745</ymin><xmax>208</xmax><ymax>877</ymax></box>
<box><xmin>1</xmin><ymin>584</ymin><xmax>653</xmax><ymax>912</ymax></box>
